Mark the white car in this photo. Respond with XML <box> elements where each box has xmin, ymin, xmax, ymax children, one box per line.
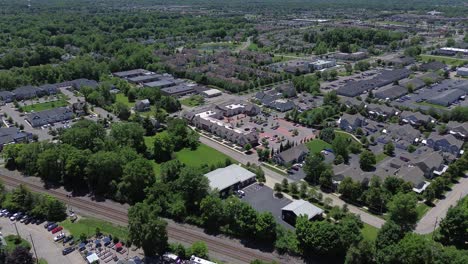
<box><xmin>54</xmin><ymin>233</ymin><xmax>66</xmax><ymax>242</ymax></box>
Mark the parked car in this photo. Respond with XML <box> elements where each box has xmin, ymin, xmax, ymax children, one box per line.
<box><xmin>44</xmin><ymin>222</ymin><xmax>55</xmax><ymax>229</ymax></box>
<box><xmin>47</xmin><ymin>223</ymin><xmax>58</xmax><ymax>231</ymax></box>
<box><xmin>51</xmin><ymin>226</ymin><xmax>63</xmax><ymax>234</ymax></box>
<box><xmin>236</xmin><ymin>190</ymin><xmax>245</xmax><ymax>198</ymax></box>
<box><xmin>10</xmin><ymin>212</ymin><xmax>23</xmax><ymax>221</ymax></box>
<box><xmin>0</xmin><ymin>209</ymin><xmax>9</xmax><ymax>217</ymax></box>
<box><xmin>19</xmin><ymin>215</ymin><xmax>29</xmax><ymax>223</ymax></box>
<box><xmin>54</xmin><ymin>233</ymin><xmax>66</xmax><ymax>242</ymax></box>
<box><xmin>63</xmin><ymin>235</ymin><xmax>74</xmax><ymax>244</ymax></box>
<box><xmin>62</xmin><ymin>247</ymin><xmax>75</xmax><ymax>255</ymax></box>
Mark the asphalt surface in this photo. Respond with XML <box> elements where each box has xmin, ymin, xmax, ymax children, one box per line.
<box><xmin>0</xmin><ymin>218</ymin><xmax>84</xmax><ymax>264</ymax></box>
<box><xmin>415</xmin><ymin>174</ymin><xmax>468</xmax><ymax>234</ymax></box>
<box><xmin>0</xmin><ymin>168</ymin><xmax>293</xmax><ymax>264</ymax></box>
<box><xmin>200</xmin><ymin>135</ymin><xmax>386</xmax><ymax>228</ymax></box>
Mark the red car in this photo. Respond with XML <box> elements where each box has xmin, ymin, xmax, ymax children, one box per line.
<box><xmin>51</xmin><ymin>226</ymin><xmax>63</xmax><ymax>234</ymax></box>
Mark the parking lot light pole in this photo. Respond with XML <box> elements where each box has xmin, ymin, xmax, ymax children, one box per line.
<box><xmin>29</xmin><ymin>234</ymin><xmax>39</xmax><ymax>264</ymax></box>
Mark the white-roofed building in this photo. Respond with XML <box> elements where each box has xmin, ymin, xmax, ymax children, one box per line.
<box><xmin>190</xmin><ymin>255</ymin><xmax>216</xmax><ymax>264</ymax></box>
<box><xmin>86</xmin><ymin>253</ymin><xmax>99</xmax><ymax>264</ymax></box>
<box><xmin>202</xmin><ymin>88</ymin><xmax>222</xmax><ymax>98</ymax></box>
<box><xmin>281</xmin><ymin>199</ymin><xmax>324</xmax><ymax>225</ymax></box>
<box><xmin>204</xmin><ymin>164</ymin><xmax>256</xmax><ymax>196</ymax></box>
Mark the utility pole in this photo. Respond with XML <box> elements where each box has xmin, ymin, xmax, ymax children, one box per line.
<box><xmin>432</xmin><ymin>216</ymin><xmax>438</xmax><ymax>240</ymax></box>
<box><xmin>29</xmin><ymin>234</ymin><xmax>39</xmax><ymax>264</ymax></box>
<box><xmin>13</xmin><ymin>222</ymin><xmax>20</xmax><ymax>237</ymax></box>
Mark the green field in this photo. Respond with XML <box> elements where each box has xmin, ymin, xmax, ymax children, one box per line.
<box><xmin>361</xmin><ymin>223</ymin><xmax>379</xmax><ymax>241</ymax></box>
<box><xmin>420</xmin><ymin>54</ymin><xmax>468</xmax><ymax>66</ymax></box>
<box><xmin>60</xmin><ymin>217</ymin><xmax>128</xmax><ymax>240</ymax></box>
<box><xmin>115</xmin><ymin>93</ymin><xmax>134</xmax><ymax>107</ymax></box>
<box><xmin>416</xmin><ymin>203</ymin><xmax>431</xmax><ymax>220</ymax></box>
<box><xmin>335</xmin><ymin>130</ymin><xmax>361</xmax><ymax>144</ymax></box>
<box><xmin>416</xmin><ymin>101</ymin><xmax>447</xmax><ymax>110</ymax></box>
<box><xmin>4</xmin><ymin>235</ymin><xmax>31</xmax><ymax>252</ymax></box>
<box><xmin>21</xmin><ymin>99</ymin><xmax>68</xmax><ymax>112</ymax></box>
<box><xmin>375</xmin><ymin>153</ymin><xmax>388</xmax><ymax>164</ymax></box>
<box><xmin>145</xmin><ymin>135</ymin><xmax>235</xmax><ymax>175</ymax></box>
<box><xmin>180</xmin><ymin>96</ymin><xmax>205</xmax><ymax>107</ymax></box>
<box><xmin>306</xmin><ymin>139</ymin><xmax>332</xmax><ymax>154</ymax></box>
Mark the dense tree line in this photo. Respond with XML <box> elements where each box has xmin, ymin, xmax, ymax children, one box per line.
<box><xmin>303</xmin><ymin>28</ymin><xmax>405</xmax><ymax>54</ymax></box>
<box><xmin>0</xmin><ymin>183</ymin><xmax>67</xmax><ymax>222</ymax></box>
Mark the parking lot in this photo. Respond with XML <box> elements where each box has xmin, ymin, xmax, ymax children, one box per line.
<box><xmin>0</xmin><ymin>217</ymin><xmax>84</xmax><ymax>264</ymax></box>
<box><xmin>241</xmin><ymin>183</ymin><xmax>294</xmax><ymax>229</ymax></box>
<box><xmin>258</xmin><ymin>118</ymin><xmax>316</xmax><ymax>150</ymax></box>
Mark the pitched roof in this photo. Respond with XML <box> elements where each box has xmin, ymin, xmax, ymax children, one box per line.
<box><xmin>204</xmin><ymin>164</ymin><xmax>256</xmax><ymax>191</ymax></box>
<box><xmin>277</xmin><ymin>144</ymin><xmax>309</xmax><ymax>163</ymax></box>
<box><xmin>281</xmin><ymin>199</ymin><xmax>323</xmax><ymax>220</ymax></box>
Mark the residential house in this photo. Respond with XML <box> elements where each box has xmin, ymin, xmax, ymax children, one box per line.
<box><xmin>0</xmin><ymin>127</ymin><xmax>32</xmax><ymax>151</ymax></box>
<box><xmin>413</xmin><ymin>152</ymin><xmax>445</xmax><ymax>179</ymax></box>
<box><xmin>419</xmin><ymin>61</ymin><xmax>446</xmax><ymax>72</ymax></box>
<box><xmin>71</xmin><ymin>79</ymin><xmax>99</xmax><ymax>90</ymax></box>
<box><xmin>338</xmin><ymin>113</ymin><xmax>366</xmax><ymax>132</ymax></box>
<box><xmin>380</xmin><ymin>124</ymin><xmax>421</xmax><ymax>150</ymax></box>
<box><xmin>400</xmin><ymin>111</ymin><xmax>434</xmax><ymax>127</ymax></box>
<box><xmin>71</xmin><ymin>102</ymin><xmax>87</xmax><ymax>116</ymax></box>
<box><xmin>425</xmin><ymin>133</ymin><xmax>464</xmax><ymax>156</ymax></box>
<box><xmin>13</xmin><ymin>86</ymin><xmax>40</xmax><ymax>100</ymax></box>
<box><xmin>0</xmin><ymin>91</ymin><xmax>15</xmax><ymax>103</ymax></box>
<box><xmin>135</xmin><ymin>99</ymin><xmax>151</xmax><ymax>112</ymax></box>
<box><xmin>38</xmin><ymin>84</ymin><xmax>59</xmax><ymax>95</ymax></box>
<box><xmin>366</xmin><ymin>104</ymin><xmax>397</xmax><ymax>119</ymax></box>
<box><xmin>273</xmin><ymin>144</ymin><xmax>309</xmax><ymax>166</ymax></box>
<box><xmin>447</xmin><ymin>121</ymin><xmax>468</xmax><ymax>140</ymax></box>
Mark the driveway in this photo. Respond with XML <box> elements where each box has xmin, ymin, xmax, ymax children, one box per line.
<box><xmin>415</xmin><ymin>174</ymin><xmax>468</xmax><ymax>234</ymax></box>
<box><xmin>0</xmin><ymin>218</ymin><xmax>85</xmax><ymax>264</ymax></box>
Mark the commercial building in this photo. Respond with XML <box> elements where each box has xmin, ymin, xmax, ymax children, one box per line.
<box><xmin>204</xmin><ymin>164</ymin><xmax>256</xmax><ymax>197</ymax></box>
<box><xmin>281</xmin><ymin>200</ymin><xmax>323</xmax><ymax>225</ymax></box>
<box><xmin>309</xmin><ymin>59</ymin><xmax>336</xmax><ymax>70</ymax></box>
<box><xmin>0</xmin><ymin>127</ymin><xmax>32</xmax><ymax>150</ymax></box>
<box><xmin>26</xmin><ymin>107</ymin><xmax>74</xmax><ymax>127</ymax></box>
<box><xmin>112</xmin><ymin>69</ymin><xmax>152</xmax><ymax>79</ymax></box>
<box><xmin>333</xmin><ymin>51</ymin><xmax>368</xmax><ymax>61</ymax></box>
<box><xmin>273</xmin><ymin>144</ymin><xmax>309</xmax><ymax>165</ymax></box>
<box><xmin>160</xmin><ymin>84</ymin><xmax>196</xmax><ymax>97</ymax></box>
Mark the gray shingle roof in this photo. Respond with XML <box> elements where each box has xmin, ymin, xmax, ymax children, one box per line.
<box><xmin>281</xmin><ymin>199</ymin><xmax>323</xmax><ymax>220</ymax></box>
<box><xmin>204</xmin><ymin>164</ymin><xmax>256</xmax><ymax>191</ymax></box>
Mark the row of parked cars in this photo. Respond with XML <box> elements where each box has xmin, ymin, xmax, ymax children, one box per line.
<box><xmin>0</xmin><ymin>209</ymin><xmax>45</xmax><ymax>225</ymax></box>
<box><xmin>0</xmin><ymin>209</ymin><xmax>75</xmax><ymax>256</ymax></box>
<box><xmin>43</xmin><ymin>222</ymin><xmax>76</xmax><ymax>255</ymax></box>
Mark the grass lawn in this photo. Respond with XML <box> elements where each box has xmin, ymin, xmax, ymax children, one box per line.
<box><xmin>420</xmin><ymin>54</ymin><xmax>468</xmax><ymax>66</ymax></box>
<box><xmin>145</xmin><ymin>134</ymin><xmax>235</xmax><ymax>175</ymax></box>
<box><xmin>361</xmin><ymin>223</ymin><xmax>379</xmax><ymax>241</ymax></box>
<box><xmin>375</xmin><ymin>153</ymin><xmax>388</xmax><ymax>164</ymax></box>
<box><xmin>21</xmin><ymin>99</ymin><xmax>68</xmax><ymax>112</ymax></box>
<box><xmin>306</xmin><ymin>139</ymin><xmax>332</xmax><ymax>154</ymax></box>
<box><xmin>263</xmin><ymin>162</ymin><xmax>287</xmax><ymax>176</ymax></box>
<box><xmin>416</xmin><ymin>203</ymin><xmax>431</xmax><ymax>220</ymax></box>
<box><xmin>180</xmin><ymin>96</ymin><xmax>205</xmax><ymax>107</ymax></box>
<box><xmin>39</xmin><ymin>259</ymin><xmax>48</xmax><ymax>264</ymax></box>
<box><xmin>335</xmin><ymin>130</ymin><xmax>361</xmax><ymax>144</ymax></box>
<box><xmin>60</xmin><ymin>217</ymin><xmax>128</xmax><ymax>240</ymax></box>
<box><xmin>4</xmin><ymin>235</ymin><xmax>31</xmax><ymax>252</ymax></box>
<box><xmin>115</xmin><ymin>93</ymin><xmax>134</xmax><ymax>108</ymax></box>
<box><xmin>416</xmin><ymin>101</ymin><xmax>447</xmax><ymax>110</ymax></box>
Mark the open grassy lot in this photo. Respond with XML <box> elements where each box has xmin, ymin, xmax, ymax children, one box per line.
<box><xmin>375</xmin><ymin>153</ymin><xmax>388</xmax><ymax>164</ymax></box>
<box><xmin>145</xmin><ymin>134</ymin><xmax>235</xmax><ymax>175</ymax></box>
<box><xmin>306</xmin><ymin>139</ymin><xmax>332</xmax><ymax>154</ymax></box>
<box><xmin>335</xmin><ymin>130</ymin><xmax>361</xmax><ymax>144</ymax></box>
<box><xmin>420</xmin><ymin>54</ymin><xmax>468</xmax><ymax>66</ymax></box>
<box><xmin>361</xmin><ymin>223</ymin><xmax>379</xmax><ymax>241</ymax></box>
<box><xmin>180</xmin><ymin>95</ymin><xmax>205</xmax><ymax>107</ymax></box>
<box><xmin>416</xmin><ymin>101</ymin><xmax>448</xmax><ymax>110</ymax></box>
<box><xmin>60</xmin><ymin>217</ymin><xmax>128</xmax><ymax>240</ymax></box>
<box><xmin>115</xmin><ymin>93</ymin><xmax>134</xmax><ymax>107</ymax></box>
<box><xmin>21</xmin><ymin>99</ymin><xmax>68</xmax><ymax>112</ymax></box>
<box><xmin>4</xmin><ymin>235</ymin><xmax>31</xmax><ymax>252</ymax></box>
<box><xmin>416</xmin><ymin>203</ymin><xmax>431</xmax><ymax>220</ymax></box>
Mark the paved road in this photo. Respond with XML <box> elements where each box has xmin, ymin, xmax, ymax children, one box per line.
<box><xmin>0</xmin><ymin>169</ymin><xmax>288</xmax><ymax>264</ymax></box>
<box><xmin>200</xmin><ymin>136</ymin><xmax>386</xmax><ymax>228</ymax></box>
<box><xmin>0</xmin><ymin>218</ymin><xmax>84</xmax><ymax>264</ymax></box>
<box><xmin>415</xmin><ymin>174</ymin><xmax>468</xmax><ymax>234</ymax></box>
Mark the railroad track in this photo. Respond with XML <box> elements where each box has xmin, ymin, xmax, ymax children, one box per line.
<box><xmin>0</xmin><ymin>174</ymin><xmax>279</xmax><ymax>263</ymax></box>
